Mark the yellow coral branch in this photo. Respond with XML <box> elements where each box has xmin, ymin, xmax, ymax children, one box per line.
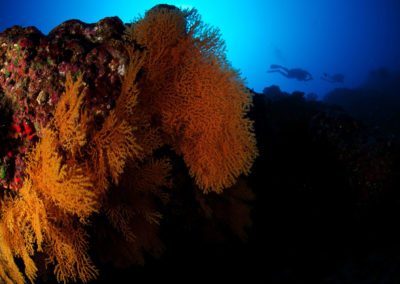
<box><xmin>54</xmin><ymin>73</ymin><xmax>88</xmax><ymax>157</ymax></box>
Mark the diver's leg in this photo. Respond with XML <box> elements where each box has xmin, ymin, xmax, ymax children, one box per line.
<box><xmin>279</xmin><ymin>66</ymin><xmax>289</xmax><ymax>72</ymax></box>
<box><xmin>270</xmin><ymin>64</ymin><xmax>282</xmax><ymax>69</ymax></box>
<box><xmin>267</xmin><ymin>70</ymin><xmax>289</xmax><ymax>78</ymax></box>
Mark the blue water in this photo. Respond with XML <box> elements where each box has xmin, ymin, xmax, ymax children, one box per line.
<box><xmin>1</xmin><ymin>0</ymin><xmax>399</xmax><ymax>99</ymax></box>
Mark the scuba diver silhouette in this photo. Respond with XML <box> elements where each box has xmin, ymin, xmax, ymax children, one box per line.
<box><xmin>321</xmin><ymin>72</ymin><xmax>344</xmax><ymax>83</ymax></box>
<box><xmin>267</xmin><ymin>64</ymin><xmax>313</xmax><ymax>81</ymax></box>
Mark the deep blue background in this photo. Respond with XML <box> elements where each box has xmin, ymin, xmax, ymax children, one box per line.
<box><xmin>1</xmin><ymin>0</ymin><xmax>399</xmax><ymax>98</ymax></box>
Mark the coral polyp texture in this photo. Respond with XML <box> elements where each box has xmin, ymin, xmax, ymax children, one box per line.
<box><xmin>0</xmin><ymin>4</ymin><xmax>257</xmax><ymax>283</ymax></box>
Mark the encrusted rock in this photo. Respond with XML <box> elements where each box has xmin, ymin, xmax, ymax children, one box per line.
<box><xmin>0</xmin><ymin>16</ymin><xmax>130</xmax><ymax>189</ymax></box>
<box><xmin>36</xmin><ymin>90</ymin><xmax>48</xmax><ymax>105</ymax></box>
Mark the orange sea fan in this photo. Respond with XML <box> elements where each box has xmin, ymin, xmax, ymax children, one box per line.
<box><xmin>26</xmin><ymin>128</ymin><xmax>97</xmax><ymax>222</ymax></box>
<box><xmin>0</xmin><ymin>74</ymin><xmax>100</xmax><ymax>284</ymax></box>
<box><xmin>90</xmin><ymin>110</ymin><xmax>140</xmax><ymax>186</ymax></box>
<box><xmin>53</xmin><ymin>73</ymin><xmax>88</xmax><ymax>158</ymax></box>
<box><xmin>99</xmin><ymin>157</ymin><xmax>171</xmax><ymax>267</ymax></box>
<box><xmin>87</xmin><ymin>44</ymin><xmax>145</xmax><ymax>196</ymax></box>
<box><xmin>44</xmin><ymin>217</ymin><xmax>98</xmax><ymax>284</ymax></box>
<box><xmin>0</xmin><ymin>222</ymin><xmax>27</xmax><ymax>284</ymax></box>
<box><xmin>96</xmin><ymin>209</ymin><xmax>165</xmax><ymax>268</ymax></box>
<box><xmin>127</xmin><ymin>5</ymin><xmax>188</xmax><ymax>115</ymax></box>
<box><xmin>170</xmin><ymin>44</ymin><xmax>257</xmax><ymax>193</ymax></box>
<box><xmin>0</xmin><ymin>181</ymin><xmax>47</xmax><ymax>284</ymax></box>
<box><xmin>130</xmin><ymin>5</ymin><xmax>258</xmax><ymax>193</ymax></box>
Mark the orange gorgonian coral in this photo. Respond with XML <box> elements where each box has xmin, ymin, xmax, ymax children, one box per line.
<box><xmin>0</xmin><ymin>74</ymin><xmax>100</xmax><ymax>284</ymax></box>
<box><xmin>128</xmin><ymin>5</ymin><xmax>258</xmax><ymax>193</ymax></box>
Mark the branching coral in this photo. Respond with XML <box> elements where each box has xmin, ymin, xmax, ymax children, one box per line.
<box><xmin>0</xmin><ymin>67</ymin><xmax>142</xmax><ymax>282</ymax></box>
<box><xmin>128</xmin><ymin>5</ymin><xmax>258</xmax><ymax>193</ymax></box>
<box><xmin>0</xmin><ymin>74</ymin><xmax>99</xmax><ymax>284</ymax></box>
<box><xmin>0</xmin><ymin>4</ymin><xmax>257</xmax><ymax>283</ymax></box>
<box><xmin>99</xmin><ymin>158</ymin><xmax>171</xmax><ymax>267</ymax></box>
<box><xmin>0</xmin><ymin>183</ymin><xmax>44</xmax><ymax>284</ymax></box>
<box><xmin>53</xmin><ymin>74</ymin><xmax>88</xmax><ymax>157</ymax></box>
<box><xmin>26</xmin><ymin>128</ymin><xmax>97</xmax><ymax>221</ymax></box>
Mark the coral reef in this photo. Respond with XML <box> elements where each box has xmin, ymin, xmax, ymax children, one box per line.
<box><xmin>0</xmin><ymin>5</ymin><xmax>257</xmax><ymax>283</ymax></box>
